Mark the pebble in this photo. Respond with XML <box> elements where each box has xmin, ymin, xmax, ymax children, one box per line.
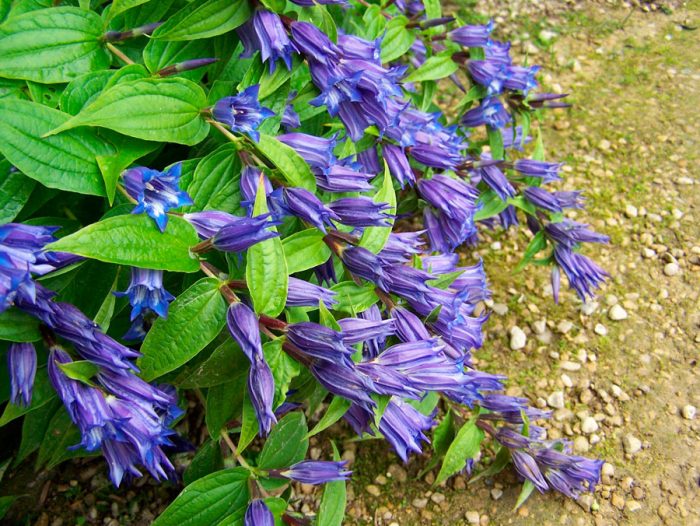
<box><xmin>681</xmin><ymin>404</ymin><xmax>696</xmax><ymax>420</ymax></box>
<box><xmin>431</xmin><ymin>493</ymin><xmax>445</xmax><ymax>504</ymax></box>
<box><xmin>608</xmin><ymin>304</ymin><xmax>628</xmax><ymax>321</ymax></box>
<box><xmin>465</xmin><ymin>511</ymin><xmax>480</xmax><ymax>524</ymax></box>
<box><xmin>560</xmin><ymin>360</ymin><xmax>581</xmax><ymax>372</ymax></box>
<box><xmin>490</xmin><ymin>488</ymin><xmax>503</xmax><ymax>500</ymax></box>
<box><xmin>561</xmin><ymin>373</ymin><xmax>573</xmax><ymax>388</ymax></box>
<box><xmin>594</xmin><ymin>323</ymin><xmax>607</xmax><ymax>336</ymax></box>
<box><xmin>581</xmin><ymin>301</ymin><xmax>599</xmax><ymax>316</ymax></box>
<box><xmin>626</xmin><ymin>501</ymin><xmax>643</xmax><ymax>513</ymax></box>
<box><xmin>663</xmin><ymin>262</ymin><xmax>680</xmax><ymax>276</ymax></box>
<box><xmin>491</xmin><ymin>303</ymin><xmax>508</xmax><ymax>315</ymax></box>
<box><xmin>412</xmin><ymin>497</ymin><xmax>428</xmax><ymax>509</ymax></box>
<box><xmin>581</xmin><ymin>416</ymin><xmax>599</xmax><ymax>434</ymax></box>
<box><xmin>623</xmin><ymin>434</ymin><xmax>642</xmax><ymax>454</ymax></box>
<box><xmin>624</xmin><ymin>204</ymin><xmax>638</xmax><ymax>218</ymax></box>
<box><xmin>557</xmin><ymin>320</ymin><xmax>574</xmax><ymax>334</ymax></box>
<box><xmin>611</xmin><ymin>493</ymin><xmax>625</xmax><ymax>510</ymax></box>
<box><xmin>547</xmin><ymin>391</ymin><xmax>565</xmax><ymax>409</ymax></box>
<box><xmin>573</xmin><ymin>436</ymin><xmax>589</xmax><ymax>453</ymax></box>
<box><xmin>509</xmin><ymin>326</ymin><xmax>527</xmax><ymax>350</ymax></box>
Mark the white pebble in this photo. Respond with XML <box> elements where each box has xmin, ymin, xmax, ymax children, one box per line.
<box><xmin>547</xmin><ymin>391</ymin><xmax>565</xmax><ymax>409</ymax></box>
<box><xmin>663</xmin><ymin>262</ymin><xmax>680</xmax><ymax>276</ymax></box>
<box><xmin>509</xmin><ymin>326</ymin><xmax>527</xmax><ymax>350</ymax></box>
<box><xmin>681</xmin><ymin>405</ymin><xmax>696</xmax><ymax>420</ymax></box>
<box><xmin>622</xmin><ymin>434</ymin><xmax>642</xmax><ymax>454</ymax></box>
<box><xmin>594</xmin><ymin>323</ymin><xmax>607</xmax><ymax>336</ymax></box>
<box><xmin>608</xmin><ymin>304</ymin><xmax>628</xmax><ymax>321</ymax></box>
<box><xmin>624</xmin><ymin>204</ymin><xmax>638</xmax><ymax>218</ymax></box>
<box><xmin>581</xmin><ymin>417</ymin><xmax>599</xmax><ymax>434</ymax></box>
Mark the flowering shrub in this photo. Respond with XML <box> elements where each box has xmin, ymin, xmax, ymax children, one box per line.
<box><xmin>0</xmin><ymin>0</ymin><xmax>608</xmax><ymax>523</ymax></box>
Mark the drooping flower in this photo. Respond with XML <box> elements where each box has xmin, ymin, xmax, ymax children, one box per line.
<box><xmin>240</xmin><ymin>166</ymin><xmax>273</xmax><ymax>216</ymax></box>
<box><xmin>8</xmin><ymin>342</ymin><xmax>36</xmax><ymax>407</ymax></box>
<box><xmin>277</xmin><ymin>133</ymin><xmax>337</xmax><ymax>172</ymax></box>
<box><xmin>328</xmin><ymin>197</ymin><xmax>393</xmax><ymax>228</ymax></box>
<box><xmin>282</xmin><ymin>187</ymin><xmax>339</xmax><ymax>233</ymax></box>
<box><xmin>286</xmin><ymin>277</ymin><xmax>337</xmax><ymax>308</ymax></box>
<box><xmin>383</xmin><ymin>144</ymin><xmax>415</xmax><ymax>188</ymax></box>
<box><xmin>238</xmin><ymin>10</ymin><xmax>295</xmax><ymax>72</ymax></box>
<box><xmin>461</xmin><ymin>97</ymin><xmax>511</xmax><ymax>129</ymax></box>
<box><xmin>449</xmin><ymin>20</ymin><xmax>495</xmax><ymax>48</ymax></box>
<box><xmin>552</xmin><ymin>245</ymin><xmax>609</xmax><ymax>301</ymax></box>
<box><xmin>309</xmin><ymin>359</ymin><xmax>376</xmax><ymax>410</ymax></box>
<box><xmin>339</xmin><ymin>245</ymin><xmax>387</xmax><ymax>287</ymax></box>
<box><xmin>379</xmin><ymin>398</ymin><xmax>435</xmax><ymax>462</ymax></box>
<box><xmin>286</xmin><ymin>322</ymin><xmax>352</xmax><ymax>362</ymax></box>
<box><xmin>213</xmin><ymin>85</ymin><xmax>274</xmax><ymax>141</ymax></box>
<box><xmin>123</xmin><ymin>163</ymin><xmax>192</xmax><ymax>232</ymax></box>
<box><xmin>338</xmin><ymin>316</ymin><xmax>395</xmax><ymax>345</ymax></box>
<box><xmin>545</xmin><ymin>219</ymin><xmax>609</xmax><ymax>248</ymax></box>
<box><xmin>379</xmin><ymin>231</ymin><xmax>425</xmax><ymax>264</ymax></box>
<box><xmin>212</xmin><ymin>215</ymin><xmax>279</xmax><ymax>252</ymax></box>
<box><xmin>244</xmin><ymin>500</ymin><xmax>274</xmax><ymax>526</ymax></box>
<box><xmin>512</xmin><ymin>159</ymin><xmax>563</xmax><ymax>183</ymax></box>
<box><xmin>115</xmin><ymin>268</ymin><xmax>174</xmax><ymax>320</ymax></box>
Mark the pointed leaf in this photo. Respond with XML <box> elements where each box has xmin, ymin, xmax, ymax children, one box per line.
<box><xmin>282</xmin><ymin>229</ymin><xmax>331</xmax><ymax>274</ymax></box>
<box><xmin>153</xmin><ymin>0</ymin><xmax>252</xmax><ymax>41</ymax></box>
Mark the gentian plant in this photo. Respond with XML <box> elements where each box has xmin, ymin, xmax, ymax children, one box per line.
<box><xmin>0</xmin><ymin>0</ymin><xmax>607</xmax><ymax>523</ymax></box>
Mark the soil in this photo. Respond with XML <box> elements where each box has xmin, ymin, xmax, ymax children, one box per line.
<box><xmin>1</xmin><ymin>1</ymin><xmax>698</xmax><ymax>525</ymax></box>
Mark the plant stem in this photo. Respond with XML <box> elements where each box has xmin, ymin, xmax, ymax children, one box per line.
<box><xmin>106</xmin><ymin>43</ymin><xmax>135</xmax><ymax>65</ymax></box>
<box><xmin>220</xmin><ymin>430</ymin><xmax>254</xmax><ymax>471</ymax></box>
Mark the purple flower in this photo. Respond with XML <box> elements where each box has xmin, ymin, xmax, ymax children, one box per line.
<box><xmin>449</xmin><ymin>20</ymin><xmax>495</xmax><ymax>48</ymax></box>
<box><xmin>115</xmin><ymin>268</ymin><xmax>174</xmax><ymax>320</ymax></box>
<box><xmin>390</xmin><ymin>306</ymin><xmax>431</xmax><ymax>342</ymax></box>
<box><xmin>281</xmin><ymin>94</ymin><xmax>301</xmax><ymax>131</ymax></box>
<box><xmin>461</xmin><ymin>97</ymin><xmax>510</xmax><ymax>129</ymax></box>
<box><xmin>382</xmin><ymin>264</ymin><xmax>432</xmax><ymax>300</ymax></box>
<box><xmin>551</xmin><ymin>266</ymin><xmax>561</xmax><ymax>304</ymax></box>
<box><xmin>379</xmin><ymin>231</ymin><xmax>425</xmax><ymax>264</ymax></box>
<box><xmin>286</xmin><ymin>277</ymin><xmax>337</xmax><ymax>308</ymax></box>
<box><xmin>213</xmin><ymin>85</ymin><xmax>274</xmax><ymax>142</ymax></box>
<box><xmin>383</xmin><ymin>144</ymin><xmax>415</xmax><ymax>188</ymax></box>
<box><xmin>123</xmin><ymin>163</ymin><xmax>192</xmax><ymax>233</ymax></box>
<box><xmin>340</xmin><ymin>245</ymin><xmax>387</xmax><ymax>286</ymax></box>
<box><xmin>545</xmin><ymin>219</ymin><xmax>609</xmax><ymax>248</ymax></box>
<box><xmin>212</xmin><ymin>215</ymin><xmax>279</xmax><ymax>252</ymax></box>
<box><xmin>226</xmin><ymin>302</ymin><xmax>263</xmax><ymax>362</ymax></box>
<box><xmin>309</xmin><ymin>360</ymin><xmax>376</xmax><ymax>410</ymax></box>
<box><xmin>504</xmin><ymin>65</ymin><xmax>541</xmax><ymax>93</ymax></box>
<box><xmin>468</xmin><ymin>60</ymin><xmax>507</xmax><ymax>95</ymax></box>
<box><xmin>274</xmin><ymin>460</ymin><xmax>351</xmax><ymax>484</ymax></box>
<box><xmin>338</xmin><ymin>316</ymin><xmax>395</xmax><ymax>345</ymax></box>
<box><xmin>8</xmin><ymin>342</ymin><xmax>36</xmax><ymax>407</ymax></box>
<box><xmin>238</xmin><ymin>10</ymin><xmax>295</xmax><ymax>72</ymax></box>
<box><xmin>479</xmin><ymin>394</ymin><xmax>551</xmax><ymax>425</ymax></box>
<box><xmin>358</xmin><ymin>304</ymin><xmax>388</xmax><ymax>358</ymax></box>
<box><xmin>317</xmin><ymin>163</ymin><xmax>374</xmax><ymax>193</ymax></box>
<box><xmin>478</xmin><ymin>163</ymin><xmax>515</xmax><ymax>200</ymax></box>
<box><xmin>485</xmin><ymin>40</ymin><xmax>512</xmax><ymax>64</ymax></box>
<box><xmin>328</xmin><ymin>197</ymin><xmax>393</xmax><ymax>228</ymax></box>
<box><xmin>357</xmin><ymin>146</ymin><xmax>381</xmax><ymax>174</ymax></box>
<box><xmin>290</xmin><ymin>21</ymin><xmax>341</xmax><ymax>66</ymax></box>
<box><xmin>338</xmin><ymin>33</ymin><xmax>381</xmax><ymax>63</ymax></box>
<box><xmin>314</xmin><ymin>257</ymin><xmax>337</xmax><ymax>286</ymax></box>
<box><xmin>240</xmin><ymin>166</ymin><xmax>272</xmax><ymax>216</ymax></box>
<box><xmin>277</xmin><ymin>133</ymin><xmax>337</xmax><ymax>172</ymax></box>
<box><xmin>244</xmin><ymin>500</ymin><xmax>274</xmax><ymax>526</ymax></box>
<box><xmin>183</xmin><ymin>211</ymin><xmax>240</xmax><ymax>239</ymax></box>
<box><xmin>513</xmin><ymin>159</ymin><xmax>562</xmax><ymax>182</ymax></box>
<box><xmin>286</xmin><ymin>322</ymin><xmax>352</xmax><ymax>362</ymax></box>
<box><xmin>421</xmin><ymin>253</ymin><xmax>459</xmax><ymax>274</ymax></box>
<box><xmin>282</xmin><ymin>187</ymin><xmax>339</xmax><ymax>233</ymax></box>
<box><xmin>379</xmin><ymin>398</ymin><xmax>435</xmax><ymax>462</ymax></box>
<box><xmin>553</xmin><ymin>245</ymin><xmax>608</xmax><ymax>301</ymax></box>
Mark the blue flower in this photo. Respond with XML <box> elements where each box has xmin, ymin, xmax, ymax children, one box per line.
<box><xmin>545</xmin><ymin>219</ymin><xmax>609</xmax><ymax>247</ymax></box>
<box><xmin>238</xmin><ymin>10</ymin><xmax>295</xmax><ymax>72</ymax></box>
<box><xmin>310</xmin><ymin>360</ymin><xmax>376</xmax><ymax>410</ymax></box>
<box><xmin>552</xmin><ymin>245</ymin><xmax>609</xmax><ymax>301</ymax></box>
<box><xmin>328</xmin><ymin>197</ymin><xmax>393</xmax><ymax>228</ymax></box>
<box><xmin>240</xmin><ymin>166</ymin><xmax>272</xmax><ymax>216</ymax></box>
<box><xmin>383</xmin><ymin>144</ymin><xmax>415</xmax><ymax>188</ymax></box>
<box><xmin>212</xmin><ymin>215</ymin><xmax>280</xmax><ymax>253</ymax></box>
<box><xmin>282</xmin><ymin>187</ymin><xmax>339</xmax><ymax>233</ymax></box>
<box><xmin>461</xmin><ymin>97</ymin><xmax>511</xmax><ymax>129</ymax></box>
<box><xmin>8</xmin><ymin>343</ymin><xmax>36</xmax><ymax>407</ymax></box>
<box><xmin>379</xmin><ymin>231</ymin><xmax>425</xmax><ymax>264</ymax></box>
<box><xmin>115</xmin><ymin>268</ymin><xmax>174</xmax><ymax>321</ymax></box>
<box><xmin>277</xmin><ymin>132</ymin><xmax>337</xmax><ymax>172</ymax></box>
<box><xmin>513</xmin><ymin>159</ymin><xmax>563</xmax><ymax>182</ymax></box>
<box><xmin>244</xmin><ymin>500</ymin><xmax>274</xmax><ymax>526</ymax></box>
<box><xmin>449</xmin><ymin>20</ymin><xmax>495</xmax><ymax>48</ymax></box>
<box><xmin>286</xmin><ymin>322</ymin><xmax>352</xmax><ymax>362</ymax></box>
<box><xmin>123</xmin><ymin>163</ymin><xmax>192</xmax><ymax>233</ymax></box>
<box><xmin>213</xmin><ymin>85</ymin><xmax>274</xmax><ymax>141</ymax></box>
<box><xmin>273</xmin><ymin>460</ymin><xmax>351</xmax><ymax>485</ymax></box>
<box><xmin>286</xmin><ymin>277</ymin><xmax>337</xmax><ymax>308</ymax></box>
<box><xmin>379</xmin><ymin>398</ymin><xmax>435</xmax><ymax>462</ymax></box>
<box><xmin>338</xmin><ymin>316</ymin><xmax>395</xmax><ymax>345</ymax></box>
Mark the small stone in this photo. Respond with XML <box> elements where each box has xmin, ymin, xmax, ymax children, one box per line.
<box><xmin>532</xmin><ymin>319</ymin><xmax>547</xmax><ymax>335</ymax></box>
<box><xmin>561</xmin><ymin>373</ymin><xmax>573</xmax><ymax>388</ymax></box>
<box><xmin>431</xmin><ymin>493</ymin><xmax>445</xmax><ymax>504</ymax></box>
<box><xmin>663</xmin><ymin>262</ymin><xmax>680</xmax><ymax>276</ymax></box>
<box><xmin>492</xmin><ymin>303</ymin><xmax>508</xmax><ymax>315</ymax></box>
<box><xmin>581</xmin><ymin>301</ymin><xmax>599</xmax><ymax>316</ymax></box>
<box><xmin>560</xmin><ymin>360</ymin><xmax>581</xmax><ymax>372</ymax></box>
<box><xmin>622</xmin><ymin>434</ymin><xmax>642</xmax><ymax>454</ymax></box>
<box><xmin>608</xmin><ymin>304</ymin><xmax>628</xmax><ymax>321</ymax></box>
<box><xmin>581</xmin><ymin>417</ymin><xmax>599</xmax><ymax>434</ymax></box>
<box><xmin>611</xmin><ymin>493</ymin><xmax>625</xmax><ymax>510</ymax></box>
<box><xmin>547</xmin><ymin>391</ymin><xmax>565</xmax><ymax>409</ymax></box>
<box><xmin>573</xmin><ymin>436</ymin><xmax>589</xmax><ymax>453</ymax></box>
<box><xmin>681</xmin><ymin>405</ymin><xmax>696</xmax><ymax>420</ymax></box>
<box><xmin>374</xmin><ymin>474</ymin><xmax>388</xmax><ymax>485</ymax></box>
<box><xmin>412</xmin><ymin>498</ymin><xmax>428</xmax><ymax>509</ymax></box>
<box><xmin>624</xmin><ymin>204</ymin><xmax>638</xmax><ymax>218</ymax></box>
<box><xmin>465</xmin><ymin>511</ymin><xmax>480</xmax><ymax>524</ymax></box>
<box><xmin>577</xmin><ymin>494</ymin><xmax>594</xmax><ymax>513</ymax></box>
<box><xmin>388</xmin><ymin>464</ymin><xmax>407</xmax><ymax>483</ymax></box>
<box><xmin>557</xmin><ymin>320</ymin><xmax>574</xmax><ymax>334</ymax></box>
<box><xmin>626</xmin><ymin>501</ymin><xmax>642</xmax><ymax>513</ymax></box>
<box><xmin>490</xmin><ymin>488</ymin><xmax>503</xmax><ymax>500</ymax></box>
<box><xmin>601</xmin><ymin>463</ymin><xmax>615</xmax><ymax>477</ymax></box>
<box><xmin>594</xmin><ymin>323</ymin><xmax>607</xmax><ymax>336</ymax></box>
<box><xmin>365</xmin><ymin>484</ymin><xmax>382</xmax><ymax>497</ymax></box>
<box><xmin>509</xmin><ymin>326</ymin><xmax>527</xmax><ymax>350</ymax></box>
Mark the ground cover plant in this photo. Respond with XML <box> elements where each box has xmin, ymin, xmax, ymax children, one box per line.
<box><xmin>0</xmin><ymin>0</ymin><xmax>610</xmax><ymax>523</ymax></box>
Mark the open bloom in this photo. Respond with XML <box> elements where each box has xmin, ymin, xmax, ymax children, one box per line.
<box><xmin>213</xmin><ymin>85</ymin><xmax>273</xmax><ymax>141</ymax></box>
<box><xmin>115</xmin><ymin>268</ymin><xmax>174</xmax><ymax>320</ymax></box>
<box><xmin>123</xmin><ymin>163</ymin><xmax>192</xmax><ymax>232</ymax></box>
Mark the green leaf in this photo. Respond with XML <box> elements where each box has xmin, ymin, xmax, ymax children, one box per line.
<box><xmin>0</xmin><ymin>371</ymin><xmax>55</xmax><ymax>426</ymax></box>
<box><xmin>257</xmin><ymin>412</ymin><xmax>309</xmax><ymax>470</ymax></box>
<box><xmin>330</xmin><ymin>281</ymin><xmax>379</xmax><ymax>314</ymax></box>
<box><xmin>0</xmin><ymin>163</ymin><xmax>34</xmax><ymax>222</ymax></box>
<box><xmin>0</xmin><ymin>7</ymin><xmax>110</xmax><ymax>84</ymax></box>
<box><xmin>515</xmin><ymin>481</ymin><xmax>536</xmax><ymax>510</ymax></box>
<box><xmin>185</xmin><ymin>143</ymin><xmax>242</xmax><ymax>213</ymax></box>
<box><xmin>59</xmin><ymin>70</ymin><xmax>115</xmax><ymax>116</ymax></box>
<box><xmin>258</xmin><ymin>63</ymin><xmax>292</xmax><ymax>99</ymax></box>
<box><xmin>153</xmin><ymin>0</ymin><xmax>251</xmax><ymax>41</ymax></box>
<box><xmin>306</xmin><ymin>396</ymin><xmax>350</xmax><ymax>438</ymax></box>
<box><xmin>143</xmin><ymin>38</ymin><xmax>212</xmax><ymax>80</ymax></box>
<box><xmin>140</xmin><ymin>278</ymin><xmax>227</xmax><ymax>380</ymax></box>
<box><xmin>404</xmin><ymin>54</ymin><xmax>458</xmax><ymax>83</ymax></box>
<box><xmin>432</xmin><ymin>410</ymin><xmax>455</xmax><ymax>457</ymax></box>
<box><xmin>57</xmin><ymin>360</ymin><xmax>99</xmax><ymax>385</ymax></box>
<box><xmin>255</xmin><ymin>134</ymin><xmax>316</xmax><ymax>192</ymax></box>
<box><xmin>282</xmin><ymin>229</ymin><xmax>331</xmax><ymax>274</ymax></box>
<box><xmin>373</xmin><ymin>394</ymin><xmax>391</xmax><ymax>428</ymax></box>
<box><xmin>48</xmin><ymin>214</ymin><xmax>201</xmax><ymax>273</ymax></box>
<box><xmin>183</xmin><ymin>439</ymin><xmax>224</xmax><ymax>486</ymax></box>
<box><xmin>0</xmin><ymin>495</ymin><xmax>18</xmax><ymax>520</ymax></box>
<box><xmin>488</xmin><ymin>127</ymin><xmax>505</xmax><ymax>160</ymax></box>
<box><xmin>237</xmin><ymin>393</ymin><xmax>257</xmax><ymax>452</ymax></box>
<box><xmin>14</xmin><ymin>398</ymin><xmax>61</xmax><ymax>467</ymax></box>
<box><xmin>206</xmin><ymin>376</ymin><xmax>246</xmax><ymax>437</ymax></box>
<box><xmin>469</xmin><ymin>446</ymin><xmax>510</xmax><ymax>484</ymax></box>
<box><xmin>36</xmin><ymin>406</ymin><xmax>93</xmax><ymax>470</ymax></box>
<box><xmin>0</xmin><ymin>308</ymin><xmax>41</xmax><ymax>342</ymax></box>
<box><xmin>152</xmin><ymin>468</ymin><xmax>250</xmax><ymax>526</ymax></box>
<box><xmin>532</xmin><ymin>128</ymin><xmax>545</xmax><ymax>161</ymax></box>
<box><xmin>360</xmin><ymin>164</ymin><xmax>396</xmax><ymax>253</ymax></box>
<box><xmin>46</xmin><ymin>78</ymin><xmax>209</xmax><ymax>146</ymax></box>
<box><xmin>473</xmin><ymin>189</ymin><xmax>509</xmax><ymax>222</ymax></box>
<box><xmin>259</xmin><ymin>0</ymin><xmax>286</xmax><ymax>14</ymax></box>
<box><xmin>424</xmin><ymin>0</ymin><xmax>441</xmax><ymax>19</ymax></box>
<box><xmin>177</xmin><ymin>340</ymin><xmax>248</xmax><ymax>388</ymax></box>
<box><xmin>380</xmin><ymin>17</ymin><xmax>415</xmax><ymax>63</ymax></box>
<box><xmin>515</xmin><ymin>231</ymin><xmax>547</xmax><ymax>272</ymax></box>
<box><xmin>0</xmin><ymin>99</ymin><xmax>112</xmax><ymax>196</ymax></box>
<box><xmin>435</xmin><ymin>418</ymin><xmax>484</xmax><ymax>485</ymax></box>
<box><xmin>316</xmin><ymin>442</ymin><xmax>346</xmax><ymax>526</ymax></box>
<box><xmin>246</xmin><ymin>181</ymin><xmax>288</xmax><ymax>317</ymax></box>
<box><xmin>318</xmin><ymin>301</ymin><xmax>341</xmax><ymax>331</ymax></box>
<box><xmin>264</xmin><ymin>339</ymin><xmax>300</xmax><ymax>408</ymax></box>
<box><xmin>106</xmin><ymin>0</ymin><xmax>150</xmax><ymax>22</ymax></box>
<box><xmin>96</xmin><ymin>137</ymin><xmax>160</xmax><ymax>205</ymax></box>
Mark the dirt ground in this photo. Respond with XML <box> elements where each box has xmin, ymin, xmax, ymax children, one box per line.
<box><xmin>2</xmin><ymin>1</ymin><xmax>698</xmax><ymax>525</ymax></box>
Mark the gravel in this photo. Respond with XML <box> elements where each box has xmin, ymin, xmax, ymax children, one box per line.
<box><xmin>623</xmin><ymin>434</ymin><xmax>643</xmax><ymax>455</ymax></box>
<box><xmin>681</xmin><ymin>405</ymin><xmax>696</xmax><ymax>420</ymax></box>
<box><xmin>547</xmin><ymin>391</ymin><xmax>565</xmax><ymax>409</ymax></box>
<box><xmin>509</xmin><ymin>326</ymin><xmax>527</xmax><ymax>350</ymax></box>
<box><xmin>608</xmin><ymin>304</ymin><xmax>628</xmax><ymax>321</ymax></box>
<box><xmin>663</xmin><ymin>262</ymin><xmax>680</xmax><ymax>276</ymax></box>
